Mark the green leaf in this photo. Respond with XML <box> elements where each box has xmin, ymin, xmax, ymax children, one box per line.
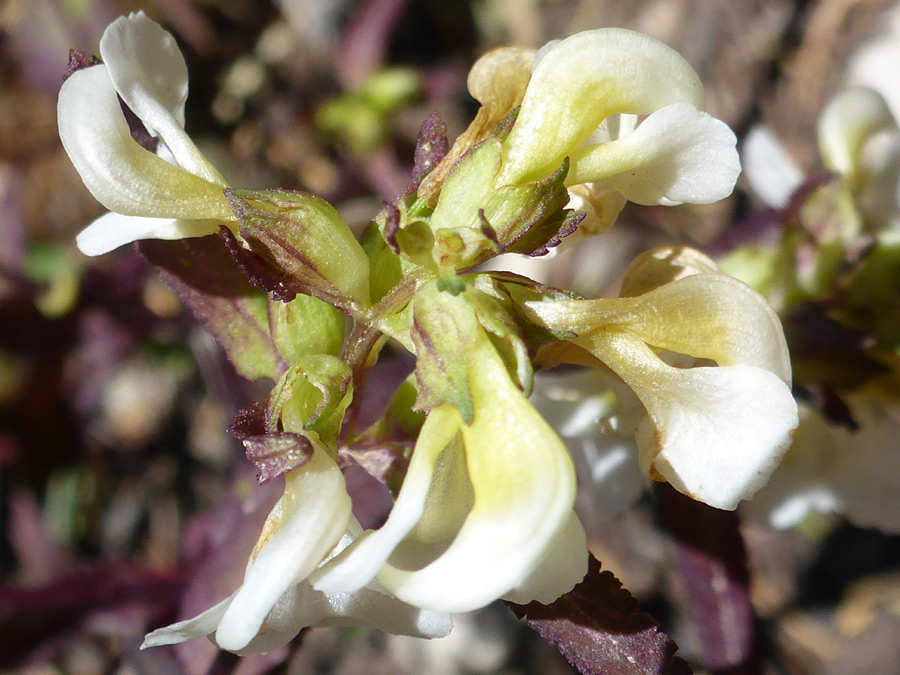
<box><xmin>268</xmin><ymin>293</ymin><xmax>345</xmax><ymax>364</ymax></box>
<box><xmin>139</xmin><ymin>237</ymin><xmax>286</xmax><ymax>382</ymax></box>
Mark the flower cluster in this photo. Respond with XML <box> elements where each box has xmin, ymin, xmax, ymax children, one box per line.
<box><xmin>732</xmin><ymin>85</ymin><xmax>900</xmax><ymax>533</ymax></box>
<box><xmin>59</xmin><ymin>12</ymin><xmax>798</xmax><ymax>655</ymax></box>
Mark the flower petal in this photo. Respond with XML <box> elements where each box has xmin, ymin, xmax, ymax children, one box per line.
<box><xmin>818</xmin><ymin>86</ymin><xmax>896</xmax><ymax>187</ymax></box>
<box><xmin>618</xmin><ymin>245</ymin><xmax>721</xmax><ymax>298</ymax></box>
<box><xmin>530</xmin><ymin>369</ymin><xmax>645</xmax><ymax>516</ymax></box>
<box><xmin>311</xmin><ymin>406</ymin><xmax>466</xmax><ymax>594</ymax></box>
<box><xmin>419</xmin><ymin>46</ymin><xmax>534</xmax><ymax>202</ymax></box>
<box><xmin>141</xmin><ymin>596</ymin><xmax>233</xmax><ymax>649</ymax></box>
<box><xmin>214</xmin><ymin>447</ymin><xmax>352</xmax><ymax>652</ymax></box>
<box><xmin>567</xmin><ymin>103</ymin><xmax>740</xmax><ymax>205</ymax></box>
<box><xmin>99</xmin><ymin>12</ymin><xmax>227</xmax><ymax>185</ymax></box>
<box><xmin>75</xmin><ymin>211</ymin><xmax>220</xmax><ymax>256</ymax></box>
<box><xmin>742</xmin><ymin>125</ymin><xmax>804</xmax><ymax>209</ymax></box>
<box><xmin>502</xmin><ymin>512</ymin><xmax>587</xmax><ymax>604</ymax></box>
<box><xmin>584</xmin><ymin>328</ymin><xmax>797</xmax><ymax>510</ymax></box>
<box><xmin>143</xmin><ymin>544</ymin><xmax>451</xmax><ymax>654</ymax></box>
<box><xmin>376</xmin><ymin>336</ymin><xmax>584</xmax><ymax>612</ymax></box>
<box><xmin>528</xmin><ymin>272</ymin><xmax>791</xmax><ymax>384</ymax></box>
<box><xmin>499</xmin><ymin>28</ymin><xmax>705</xmax><ymax>185</ymax></box>
<box><xmin>58</xmin><ymin>66</ymin><xmax>233</xmax><ymax>220</ymax></box>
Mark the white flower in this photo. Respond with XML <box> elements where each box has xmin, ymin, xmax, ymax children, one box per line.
<box><xmin>526</xmin><ymin>247</ymin><xmax>798</xmax><ymax>511</ymax></box>
<box><xmin>498</xmin><ymin>29</ymin><xmax>741</xmax><ymax>209</ymax></box>
<box><xmin>746</xmin><ymin>383</ymin><xmax>900</xmax><ymax>534</ymax></box>
<box><xmin>310</xmin><ymin>329</ymin><xmax>588</xmax><ymax>613</ymax></box>
<box><xmin>142</xmin><ymin>446</ymin><xmax>452</xmax><ymax>654</ymax></box>
<box><xmin>529</xmin><ymin>369</ymin><xmax>645</xmax><ymax>518</ymax></box>
<box><xmin>422</xmin><ymin>29</ymin><xmax>741</xmax><ymax>236</ymax></box>
<box><xmin>58</xmin><ymin>12</ymin><xmax>234</xmax><ymax>256</ymax></box>
<box><xmin>743</xmin><ymin>87</ymin><xmax>900</xmax><ymax>230</ymax></box>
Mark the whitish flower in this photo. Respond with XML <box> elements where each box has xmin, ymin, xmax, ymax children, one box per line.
<box><xmin>142</xmin><ymin>446</ymin><xmax>451</xmax><ymax>654</ymax></box>
<box><xmin>526</xmin><ymin>247</ymin><xmax>798</xmax><ymax>511</ymax></box>
<box><xmin>746</xmin><ymin>375</ymin><xmax>900</xmax><ymax>534</ymax></box>
<box><xmin>500</xmin><ymin>30</ymin><xmax>740</xmax><ymax>219</ymax></box>
<box><xmin>423</xmin><ymin>29</ymin><xmax>740</xmax><ymax>237</ymax></box>
<box><xmin>743</xmin><ymin>87</ymin><xmax>900</xmax><ymax>230</ymax></box>
<box><xmin>529</xmin><ymin>369</ymin><xmax>645</xmax><ymax>518</ymax></box>
<box><xmin>311</xmin><ymin>324</ymin><xmax>588</xmax><ymax>613</ymax></box>
<box><xmin>58</xmin><ymin>12</ymin><xmax>234</xmax><ymax>256</ymax></box>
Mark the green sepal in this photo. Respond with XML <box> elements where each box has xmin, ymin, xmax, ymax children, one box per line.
<box><xmin>269</xmin><ymin>293</ymin><xmax>345</xmax><ymax>364</ymax></box>
<box><xmin>465</xmin><ymin>275</ymin><xmax>533</xmax><ymax>395</ymax></box>
<box><xmin>427</xmin><ymin>137</ymin><xmax>572</xmax><ymax>266</ymax></box>
<box><xmin>271</xmin><ymin>354</ymin><xmax>354</xmax><ymax>451</ymax></box>
<box><xmin>411</xmin><ymin>279</ymin><xmax>533</xmax><ymax>419</ymax></box>
<box><xmin>360</xmin><ymin>221</ymin><xmax>403</xmax><ymax>304</ymax></box>
<box><xmin>226</xmin><ymin>188</ymin><xmax>371</xmax><ymax>309</ymax></box>
<box><xmin>411</xmin><ymin>280</ymin><xmax>482</xmax><ymax>422</ymax></box>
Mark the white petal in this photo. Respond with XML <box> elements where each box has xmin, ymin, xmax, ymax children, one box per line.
<box><xmin>589</xmin><ymin>329</ymin><xmax>797</xmax><ymax>510</ymax></box>
<box><xmin>376</xmin><ymin>337</ymin><xmax>583</xmax><ymax>612</ymax></box>
<box><xmin>226</xmin><ymin>579</ymin><xmax>452</xmax><ymax>655</ymax></box>
<box><xmin>311</xmin><ymin>406</ymin><xmax>464</xmax><ymax>594</ymax></box>
<box><xmin>846</xmin><ymin>22</ymin><xmax>900</xmax><ymax>123</ymax></box>
<box><xmin>529</xmin><ymin>273</ymin><xmax>792</xmax><ymax>384</ymax></box>
<box><xmin>567</xmin><ymin>103</ymin><xmax>740</xmax><ymax>205</ymax></box>
<box><xmin>502</xmin><ymin>512</ymin><xmax>587</xmax><ymax>604</ymax></box>
<box><xmin>818</xmin><ymin>87</ymin><xmax>896</xmax><ymax>187</ymax></box>
<box><xmin>530</xmin><ymin>369</ymin><xmax>646</xmax><ymax>517</ymax></box>
<box><xmin>215</xmin><ymin>447</ymin><xmax>352</xmax><ymax>652</ymax></box>
<box><xmin>141</xmin><ymin>595</ymin><xmax>233</xmax><ymax>649</ymax></box>
<box><xmin>58</xmin><ymin>67</ymin><xmax>233</xmax><ymax>220</ymax></box>
<box><xmin>99</xmin><ymin>12</ymin><xmax>226</xmax><ymax>185</ymax></box>
<box><xmin>618</xmin><ymin>245</ymin><xmax>721</xmax><ymax>298</ymax></box>
<box><xmin>499</xmin><ymin>28</ymin><xmax>705</xmax><ymax>185</ymax></box>
<box><xmin>742</xmin><ymin>125</ymin><xmax>804</xmax><ymax>209</ymax></box>
<box><xmin>75</xmin><ymin>211</ymin><xmax>220</xmax><ymax>256</ymax></box>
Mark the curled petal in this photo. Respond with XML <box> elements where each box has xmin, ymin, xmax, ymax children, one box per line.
<box><xmin>75</xmin><ymin>212</ymin><xmax>220</xmax><ymax>256</ymax></box>
<box><xmin>376</xmin><ymin>336</ymin><xmax>584</xmax><ymax>612</ymax></box>
<box><xmin>58</xmin><ymin>67</ymin><xmax>233</xmax><ymax>220</ymax></box>
<box><xmin>141</xmin><ymin>596</ymin><xmax>232</xmax><ymax>649</ymax></box>
<box><xmin>583</xmin><ymin>329</ymin><xmax>797</xmax><ymax>510</ymax></box>
<box><xmin>499</xmin><ymin>28</ymin><xmax>705</xmax><ymax>185</ymax></box>
<box><xmin>618</xmin><ymin>245</ymin><xmax>720</xmax><ymax>297</ymax></box>
<box><xmin>215</xmin><ymin>447</ymin><xmax>352</xmax><ymax>651</ymax></box>
<box><xmin>742</xmin><ymin>125</ymin><xmax>804</xmax><ymax>209</ymax></box>
<box><xmin>818</xmin><ymin>86</ymin><xmax>897</xmax><ymax>187</ymax></box>
<box><xmin>467</xmin><ymin>46</ymin><xmax>535</xmax><ymax>115</ymax></box>
<box><xmin>311</xmin><ymin>406</ymin><xmax>466</xmax><ymax>594</ymax></box>
<box><xmin>567</xmin><ymin>103</ymin><xmax>740</xmax><ymax>205</ymax></box>
<box><xmin>528</xmin><ymin>273</ymin><xmax>791</xmax><ymax>384</ymax></box>
<box><xmin>99</xmin><ymin>12</ymin><xmax>226</xmax><ymax>184</ymax></box>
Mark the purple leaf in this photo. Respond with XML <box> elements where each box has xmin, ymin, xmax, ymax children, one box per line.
<box><xmin>508</xmin><ymin>556</ymin><xmax>692</xmax><ymax>675</ymax></box>
<box><xmin>412</xmin><ymin>111</ymin><xmax>449</xmax><ymax>183</ymax></box>
<box><xmin>229</xmin><ymin>400</ymin><xmax>314</xmax><ymax>483</ymax></box>
<box><xmin>138</xmin><ymin>236</ymin><xmax>286</xmax><ymax>382</ymax></box>
<box><xmin>218</xmin><ymin>227</ymin><xmax>304</xmax><ymax>303</ymax></box>
<box><xmin>655</xmin><ymin>483</ymin><xmax>757</xmax><ymax>672</ymax></box>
